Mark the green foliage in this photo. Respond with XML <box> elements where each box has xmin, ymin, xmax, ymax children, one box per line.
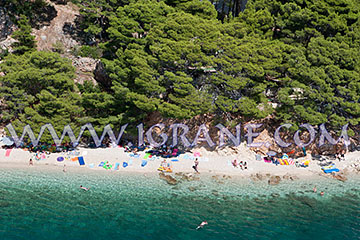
<box><xmin>79</xmin><ymin>45</ymin><xmax>103</xmax><ymax>58</ymax></box>
<box><xmin>52</xmin><ymin>41</ymin><xmax>65</xmax><ymax>54</ymax></box>
<box><xmin>11</xmin><ymin>15</ymin><xmax>36</xmax><ymax>54</ymax></box>
<box><xmin>0</xmin><ymin>51</ymin><xmax>85</xmax><ymax>142</ymax></box>
<box><xmin>3</xmin><ymin>0</ymin><xmax>360</xmax><ymax>138</ymax></box>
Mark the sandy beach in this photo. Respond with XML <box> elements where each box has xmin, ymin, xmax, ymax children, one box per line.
<box><xmin>1</xmin><ymin>144</ymin><xmax>360</xmax><ymax>183</ymax></box>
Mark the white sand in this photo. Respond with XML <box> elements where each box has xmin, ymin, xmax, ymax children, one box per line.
<box><xmin>1</xmin><ymin>143</ymin><xmax>360</xmax><ymax>179</ymax></box>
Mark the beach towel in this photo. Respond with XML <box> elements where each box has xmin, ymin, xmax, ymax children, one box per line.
<box><xmin>264</xmin><ymin>158</ymin><xmax>272</xmax><ymax>163</ymax></box>
<box><xmin>288</xmin><ymin>149</ymin><xmax>295</xmax><ymax>155</ymax></box>
<box><xmin>171</xmin><ymin>159</ymin><xmax>179</xmax><ymax>162</ymax></box>
<box><xmin>71</xmin><ymin>157</ymin><xmax>78</xmax><ymax>162</ymax></box>
<box><xmin>123</xmin><ymin>162</ymin><xmax>128</xmax><ymax>168</ymax></box>
<box><xmin>114</xmin><ymin>162</ymin><xmax>120</xmax><ymax>170</ymax></box>
<box><xmin>128</xmin><ymin>159</ymin><xmax>133</xmax><ymax>166</ymax></box>
<box><xmin>255</xmin><ymin>154</ymin><xmax>262</xmax><ymax>161</ymax></box>
<box><xmin>78</xmin><ymin>156</ymin><xmax>85</xmax><ymax>166</ymax></box>
<box><xmin>141</xmin><ymin>160</ymin><xmax>148</xmax><ymax>167</ymax></box>
<box><xmin>103</xmin><ymin>163</ymin><xmax>112</xmax><ymax>170</ymax></box>
<box><xmin>287</xmin><ymin>159</ymin><xmax>294</xmax><ymax>165</ymax></box>
<box><xmin>98</xmin><ymin>161</ymin><xmax>105</xmax><ymax>167</ymax></box>
<box><xmin>57</xmin><ymin>157</ymin><xmax>64</xmax><ymax>162</ymax></box>
<box><xmin>144</xmin><ymin>153</ymin><xmax>151</xmax><ymax>159</ymax></box>
<box><xmin>88</xmin><ymin>163</ymin><xmax>95</xmax><ymax>168</ymax></box>
<box><xmin>5</xmin><ymin>149</ymin><xmax>12</xmax><ymax>157</ymax></box>
<box><xmin>194</xmin><ymin>152</ymin><xmax>201</xmax><ymax>157</ymax></box>
<box><xmin>279</xmin><ymin>159</ymin><xmax>289</xmax><ymax>165</ymax></box>
<box><xmin>41</xmin><ymin>153</ymin><xmax>46</xmax><ymax>160</ymax></box>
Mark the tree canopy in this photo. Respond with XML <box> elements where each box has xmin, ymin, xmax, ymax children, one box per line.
<box><xmin>1</xmin><ymin>0</ymin><xmax>360</xmax><ymax>139</ymax></box>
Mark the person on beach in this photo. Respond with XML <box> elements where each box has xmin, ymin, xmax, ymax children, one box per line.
<box><xmin>193</xmin><ymin>158</ymin><xmax>199</xmax><ymax>173</ymax></box>
<box><xmin>196</xmin><ymin>221</ymin><xmax>208</xmax><ymax>230</ymax></box>
<box><xmin>231</xmin><ymin>159</ymin><xmax>238</xmax><ymax>168</ymax></box>
<box><xmin>340</xmin><ymin>149</ymin><xmax>346</xmax><ymax>161</ymax></box>
<box><xmin>313</xmin><ymin>186</ymin><xmax>317</xmax><ymax>193</ymax></box>
<box><xmin>243</xmin><ymin>162</ymin><xmax>248</xmax><ymax>170</ymax></box>
<box><xmin>80</xmin><ymin>185</ymin><xmax>90</xmax><ymax>191</ymax></box>
<box><xmin>239</xmin><ymin>161</ymin><xmax>243</xmax><ymax>170</ymax></box>
<box><xmin>63</xmin><ymin>164</ymin><xmax>67</xmax><ymax>173</ymax></box>
<box><xmin>29</xmin><ymin>158</ymin><xmax>33</xmax><ymax>166</ymax></box>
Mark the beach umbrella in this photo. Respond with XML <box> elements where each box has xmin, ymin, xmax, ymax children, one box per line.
<box><xmin>57</xmin><ymin>157</ymin><xmax>64</xmax><ymax>162</ymax></box>
<box><xmin>267</xmin><ymin>151</ymin><xmax>277</xmax><ymax>156</ymax></box>
<box><xmin>1</xmin><ymin>137</ymin><xmax>14</xmax><ymax>146</ymax></box>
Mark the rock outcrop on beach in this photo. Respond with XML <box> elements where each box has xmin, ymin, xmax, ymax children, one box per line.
<box><xmin>159</xmin><ymin>172</ymin><xmax>177</xmax><ymax>185</ymax></box>
<box><xmin>268</xmin><ymin>175</ymin><xmax>281</xmax><ymax>185</ymax></box>
<box><xmin>250</xmin><ymin>173</ymin><xmax>298</xmax><ymax>185</ymax></box>
<box><xmin>333</xmin><ymin>173</ymin><xmax>347</xmax><ymax>182</ymax></box>
<box><xmin>175</xmin><ymin>172</ymin><xmax>200</xmax><ymax>181</ymax></box>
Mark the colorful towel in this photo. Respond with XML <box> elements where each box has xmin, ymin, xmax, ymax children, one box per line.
<box><xmin>98</xmin><ymin>161</ymin><xmax>105</xmax><ymax>167</ymax></box>
<box><xmin>279</xmin><ymin>159</ymin><xmax>289</xmax><ymax>165</ymax></box>
<box><xmin>114</xmin><ymin>162</ymin><xmax>120</xmax><ymax>170</ymax></box>
<box><xmin>287</xmin><ymin>159</ymin><xmax>295</xmax><ymax>165</ymax></box>
<box><xmin>5</xmin><ymin>149</ymin><xmax>12</xmax><ymax>157</ymax></box>
<box><xmin>141</xmin><ymin>160</ymin><xmax>148</xmax><ymax>167</ymax></box>
<box><xmin>123</xmin><ymin>162</ymin><xmax>128</xmax><ymax>168</ymax></box>
<box><xmin>78</xmin><ymin>156</ymin><xmax>85</xmax><ymax>165</ymax></box>
<box><xmin>171</xmin><ymin>159</ymin><xmax>179</xmax><ymax>162</ymax></box>
<box><xmin>144</xmin><ymin>153</ymin><xmax>151</xmax><ymax>159</ymax></box>
<box><xmin>71</xmin><ymin>157</ymin><xmax>78</xmax><ymax>162</ymax></box>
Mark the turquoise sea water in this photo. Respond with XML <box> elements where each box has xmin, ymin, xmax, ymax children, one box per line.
<box><xmin>0</xmin><ymin>168</ymin><xmax>359</xmax><ymax>240</ymax></box>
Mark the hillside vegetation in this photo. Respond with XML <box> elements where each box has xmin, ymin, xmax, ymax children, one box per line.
<box><xmin>1</xmin><ymin>0</ymin><xmax>360</xmax><ymax>141</ymax></box>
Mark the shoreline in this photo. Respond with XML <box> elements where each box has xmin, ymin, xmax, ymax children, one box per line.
<box><xmin>1</xmin><ymin>145</ymin><xmax>360</xmax><ymax>184</ymax></box>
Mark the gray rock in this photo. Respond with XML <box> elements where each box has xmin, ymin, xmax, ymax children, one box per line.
<box><xmin>0</xmin><ymin>8</ymin><xmax>14</xmax><ymax>41</ymax></box>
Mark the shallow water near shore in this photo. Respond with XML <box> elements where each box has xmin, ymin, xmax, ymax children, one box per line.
<box><xmin>0</xmin><ymin>168</ymin><xmax>359</xmax><ymax>240</ymax></box>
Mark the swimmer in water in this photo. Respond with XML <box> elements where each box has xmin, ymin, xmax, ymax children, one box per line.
<box><xmin>313</xmin><ymin>186</ymin><xmax>317</xmax><ymax>193</ymax></box>
<box><xmin>196</xmin><ymin>221</ymin><xmax>208</xmax><ymax>230</ymax></box>
<box><xmin>80</xmin><ymin>185</ymin><xmax>90</xmax><ymax>191</ymax></box>
<box><xmin>320</xmin><ymin>191</ymin><xmax>324</xmax><ymax>196</ymax></box>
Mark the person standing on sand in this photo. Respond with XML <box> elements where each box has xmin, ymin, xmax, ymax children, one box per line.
<box><xmin>193</xmin><ymin>158</ymin><xmax>199</xmax><ymax>173</ymax></box>
<box><xmin>29</xmin><ymin>158</ymin><xmax>33</xmax><ymax>166</ymax></box>
<box><xmin>63</xmin><ymin>164</ymin><xmax>67</xmax><ymax>172</ymax></box>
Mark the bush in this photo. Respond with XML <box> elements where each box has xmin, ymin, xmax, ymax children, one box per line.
<box><xmin>79</xmin><ymin>45</ymin><xmax>102</xmax><ymax>59</ymax></box>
